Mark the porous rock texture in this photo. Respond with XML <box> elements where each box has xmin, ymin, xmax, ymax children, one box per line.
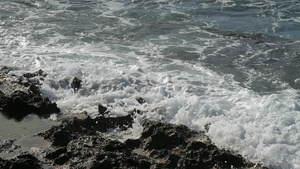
<box><xmin>26</xmin><ymin>108</ymin><xmax>264</xmax><ymax>169</ymax></box>
<box><xmin>0</xmin><ymin>111</ymin><xmax>268</xmax><ymax>169</ymax></box>
<box><xmin>0</xmin><ymin>67</ymin><xmax>60</xmax><ymax>121</ymax></box>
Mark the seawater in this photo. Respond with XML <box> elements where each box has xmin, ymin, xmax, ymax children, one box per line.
<box><xmin>0</xmin><ymin>0</ymin><xmax>300</xmax><ymax>168</ymax></box>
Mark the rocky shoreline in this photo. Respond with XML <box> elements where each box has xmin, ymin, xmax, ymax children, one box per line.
<box><xmin>0</xmin><ymin>67</ymin><xmax>268</xmax><ymax>169</ymax></box>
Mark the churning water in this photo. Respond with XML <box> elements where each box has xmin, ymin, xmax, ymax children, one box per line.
<box><xmin>1</xmin><ymin>0</ymin><xmax>300</xmax><ymax>168</ymax></box>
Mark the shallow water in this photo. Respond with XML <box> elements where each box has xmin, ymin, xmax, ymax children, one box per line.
<box><xmin>0</xmin><ymin>114</ymin><xmax>59</xmax><ymax>140</ymax></box>
<box><xmin>1</xmin><ymin>0</ymin><xmax>300</xmax><ymax>168</ymax></box>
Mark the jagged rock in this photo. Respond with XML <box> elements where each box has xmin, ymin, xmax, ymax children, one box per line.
<box><xmin>135</xmin><ymin>121</ymin><xmax>255</xmax><ymax>169</ymax></box>
<box><xmin>0</xmin><ymin>153</ymin><xmax>41</xmax><ymax>169</ymax></box>
<box><xmin>136</xmin><ymin>97</ymin><xmax>146</xmax><ymax>105</ymax></box>
<box><xmin>17</xmin><ymin>70</ymin><xmax>46</xmax><ymax>88</ymax></box>
<box><xmin>0</xmin><ymin>116</ymin><xmax>268</xmax><ymax>169</ymax></box>
<box><xmin>22</xmin><ymin>69</ymin><xmax>46</xmax><ymax>79</ymax></box>
<box><xmin>40</xmin><ymin>114</ymin><xmax>133</xmax><ymax>146</ymax></box>
<box><xmin>28</xmin><ymin>84</ymin><xmax>40</xmax><ymax>94</ymax></box>
<box><xmin>98</xmin><ymin>104</ymin><xmax>108</xmax><ymax>115</ymax></box>
<box><xmin>0</xmin><ymin>90</ymin><xmax>60</xmax><ymax>121</ymax></box>
<box><xmin>38</xmin><ymin>114</ymin><xmax>267</xmax><ymax>169</ymax></box>
<box><xmin>0</xmin><ymin>68</ymin><xmax>60</xmax><ymax>121</ymax></box>
<box><xmin>0</xmin><ymin>72</ymin><xmax>269</xmax><ymax>169</ymax></box>
<box><xmin>140</xmin><ymin>120</ymin><xmax>196</xmax><ymax>150</ymax></box>
<box><xmin>70</xmin><ymin>77</ymin><xmax>81</xmax><ymax>91</ymax></box>
<box><xmin>48</xmin><ymin>135</ymin><xmax>152</xmax><ymax>168</ymax></box>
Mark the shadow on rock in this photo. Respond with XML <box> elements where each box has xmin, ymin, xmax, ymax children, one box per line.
<box><xmin>0</xmin><ymin>153</ymin><xmax>41</xmax><ymax>169</ymax></box>
<box><xmin>0</xmin><ymin>67</ymin><xmax>60</xmax><ymax>121</ymax></box>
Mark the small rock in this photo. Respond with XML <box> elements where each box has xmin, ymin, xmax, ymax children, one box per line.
<box><xmin>28</xmin><ymin>84</ymin><xmax>40</xmax><ymax>94</ymax></box>
<box><xmin>136</xmin><ymin>97</ymin><xmax>146</xmax><ymax>105</ymax></box>
<box><xmin>98</xmin><ymin>104</ymin><xmax>108</xmax><ymax>116</ymax></box>
<box><xmin>70</xmin><ymin>77</ymin><xmax>81</xmax><ymax>90</ymax></box>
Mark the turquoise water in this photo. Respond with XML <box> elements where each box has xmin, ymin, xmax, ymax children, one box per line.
<box><xmin>1</xmin><ymin>0</ymin><xmax>300</xmax><ymax>168</ymax></box>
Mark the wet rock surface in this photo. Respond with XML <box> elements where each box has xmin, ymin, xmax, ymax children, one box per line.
<box><xmin>0</xmin><ymin>67</ymin><xmax>60</xmax><ymax>121</ymax></box>
<box><xmin>0</xmin><ymin>69</ymin><xmax>269</xmax><ymax>169</ymax></box>
<box><xmin>0</xmin><ymin>153</ymin><xmax>41</xmax><ymax>169</ymax></box>
<box><xmin>70</xmin><ymin>76</ymin><xmax>82</xmax><ymax>91</ymax></box>
<box><xmin>39</xmin><ymin>114</ymin><xmax>134</xmax><ymax>147</ymax></box>
<box><xmin>1</xmin><ymin>112</ymin><xmax>268</xmax><ymax>169</ymax></box>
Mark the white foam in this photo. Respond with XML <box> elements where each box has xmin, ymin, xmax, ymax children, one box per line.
<box><xmin>1</xmin><ymin>1</ymin><xmax>300</xmax><ymax>168</ymax></box>
<box><xmin>26</xmin><ymin>49</ymin><xmax>299</xmax><ymax>168</ymax></box>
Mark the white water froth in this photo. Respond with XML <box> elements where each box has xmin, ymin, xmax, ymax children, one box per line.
<box><xmin>3</xmin><ymin>46</ymin><xmax>300</xmax><ymax>168</ymax></box>
<box><xmin>1</xmin><ymin>1</ymin><xmax>300</xmax><ymax>168</ymax></box>
<box><xmin>2</xmin><ymin>36</ymin><xmax>300</xmax><ymax>167</ymax></box>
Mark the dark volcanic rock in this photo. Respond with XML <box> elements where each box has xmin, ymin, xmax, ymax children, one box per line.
<box><xmin>0</xmin><ymin>113</ymin><xmax>268</xmax><ymax>169</ymax></box>
<box><xmin>40</xmin><ymin>114</ymin><xmax>134</xmax><ymax>146</ymax></box>
<box><xmin>0</xmin><ymin>90</ymin><xmax>60</xmax><ymax>121</ymax></box>
<box><xmin>0</xmin><ymin>153</ymin><xmax>41</xmax><ymax>169</ymax></box>
<box><xmin>141</xmin><ymin>121</ymin><xmax>196</xmax><ymax>150</ymax></box>
<box><xmin>38</xmin><ymin>114</ymin><xmax>267</xmax><ymax>169</ymax></box>
<box><xmin>136</xmin><ymin>97</ymin><xmax>146</xmax><ymax>105</ymax></box>
<box><xmin>0</xmin><ymin>69</ymin><xmax>268</xmax><ymax>168</ymax></box>
<box><xmin>98</xmin><ymin>104</ymin><xmax>108</xmax><ymax>116</ymax></box>
<box><xmin>18</xmin><ymin>69</ymin><xmax>46</xmax><ymax>88</ymax></box>
<box><xmin>70</xmin><ymin>76</ymin><xmax>81</xmax><ymax>91</ymax></box>
<box><xmin>49</xmin><ymin>135</ymin><xmax>141</xmax><ymax>168</ymax></box>
<box><xmin>135</xmin><ymin>121</ymin><xmax>261</xmax><ymax>169</ymax></box>
<box><xmin>0</xmin><ymin>68</ymin><xmax>60</xmax><ymax>121</ymax></box>
<box><xmin>23</xmin><ymin>69</ymin><xmax>46</xmax><ymax>78</ymax></box>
